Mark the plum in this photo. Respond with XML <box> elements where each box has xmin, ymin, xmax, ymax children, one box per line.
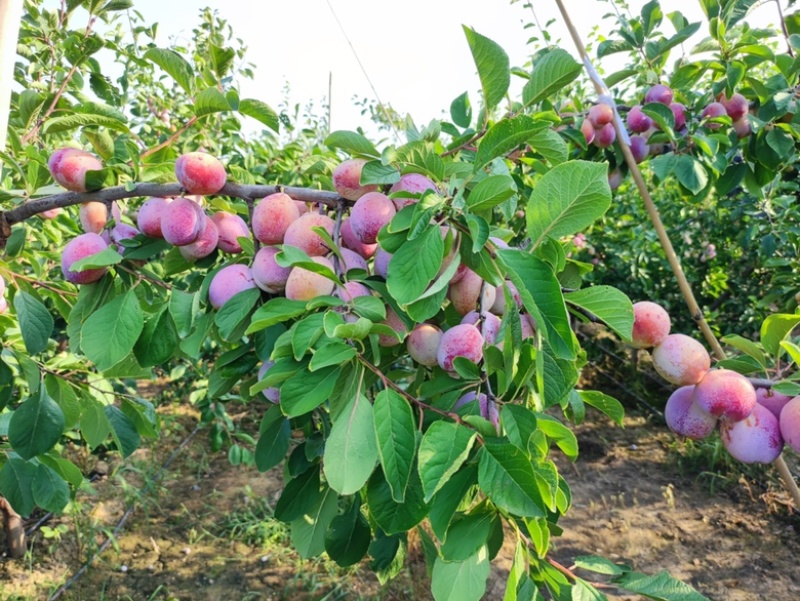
<box><xmin>258</xmin><ymin>361</ymin><xmax>280</xmax><ymax>403</ymax></box>
<box><xmin>626</xmin><ymin>105</ymin><xmax>652</xmax><ymax>133</ymax></box>
<box><xmin>349</xmin><ymin>192</ymin><xmax>396</xmax><ymax>245</ymax></box>
<box><xmin>780</xmin><ymin>395</ymin><xmax>800</xmax><ymax>453</ymax></box>
<box><xmin>588</xmin><ymin>103</ymin><xmax>614</xmax><ymax>128</ymax></box>
<box><xmin>721</xmin><ymin>404</ymin><xmax>784</xmax><ymax>463</ymax></box>
<box><xmin>448</xmin><ymin>269</ymin><xmax>496</xmax><ymax>316</ymax></box>
<box><xmin>211</xmin><ymin>211</ymin><xmax>250</xmax><ymax>254</ymax></box>
<box><xmin>48</xmin><ymin>148</ymin><xmax>103</xmax><ymax>192</ymax></box>
<box><xmin>252</xmin><ymin>192</ymin><xmax>300</xmax><ymax>245</ymax></box>
<box><xmin>283</xmin><ymin>213</ymin><xmax>335</xmax><ymax>256</ymax></box>
<box><xmin>693</xmin><ymin>368</ymin><xmax>756</xmax><ymax>422</ymax></box>
<box><xmin>378</xmin><ymin>305</ymin><xmax>408</xmax><ymax>347</ymax></box>
<box><xmin>389</xmin><ymin>173</ymin><xmax>437</xmax><ymax>211</ymax></box>
<box><xmin>284</xmin><ymin>256</ymin><xmax>336</xmax><ymax>301</ymax></box>
<box><xmin>162</xmin><ymin>197</ymin><xmax>206</xmax><ymax>246</ymax></box>
<box><xmin>437</xmin><ymin>323</ymin><xmax>484</xmax><ymax>373</ymax></box>
<box><xmin>755</xmin><ymin>388</ymin><xmax>792</xmax><ymax>420</ymax></box>
<box><xmin>645</xmin><ymin>84</ymin><xmax>673</xmax><ymax>105</ymax></box>
<box><xmin>61</xmin><ymin>232</ymin><xmax>109</xmax><ymax>284</ymax></box>
<box><xmin>179</xmin><ymin>216</ymin><xmax>219</xmax><ymax>261</ymax></box>
<box><xmin>340</xmin><ymin>217</ymin><xmax>377</xmax><ymax>259</ymax></box>
<box><xmin>208</xmin><ymin>264</ymin><xmax>256</xmax><ymax>309</ymax></box>
<box><xmin>252</xmin><ymin>246</ymin><xmax>292</xmax><ymax>293</ymax></box>
<box><xmin>651</xmin><ymin>333</ymin><xmax>711</xmax><ymax>386</ymax></box>
<box><xmin>175</xmin><ymin>152</ymin><xmax>227</xmax><ymax>195</ymax></box>
<box><xmin>665</xmin><ymin>385</ymin><xmax>717</xmax><ymax>440</ymax></box>
<box><xmin>137</xmin><ymin>197</ymin><xmax>172</xmax><ymax>238</ymax></box>
<box><xmin>407</xmin><ymin>323</ymin><xmax>443</xmax><ymax>366</ymax></box>
<box><xmin>630</xmin><ymin>301</ymin><xmax>671</xmax><ymax>349</ymax></box>
<box><xmin>332</xmin><ymin>158</ymin><xmax>378</xmax><ymax>200</ymax></box>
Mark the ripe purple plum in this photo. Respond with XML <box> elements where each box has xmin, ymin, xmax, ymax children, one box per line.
<box><xmin>588</xmin><ymin>103</ymin><xmax>614</xmax><ymax>128</ymax></box>
<box><xmin>701</xmin><ymin>102</ymin><xmax>728</xmax><ymax>129</ymax></box>
<box><xmin>755</xmin><ymin>388</ymin><xmax>792</xmax><ymax>420</ymax></box>
<box><xmin>732</xmin><ymin>117</ymin><xmax>751</xmax><ymax>138</ymax></box>
<box><xmin>651</xmin><ymin>333</ymin><xmax>711</xmax><ymax>386</ymax></box>
<box><xmin>490</xmin><ymin>281</ymin><xmax>521</xmax><ymax>315</ymax></box>
<box><xmin>448</xmin><ymin>268</ymin><xmax>496</xmax><ymax>316</ymax></box>
<box><xmin>284</xmin><ymin>256</ymin><xmax>336</xmax><ymax>301</ymax></box>
<box><xmin>461</xmin><ymin>311</ymin><xmax>502</xmax><ymax>345</ymax></box>
<box><xmin>780</xmin><ymin>396</ymin><xmax>800</xmax><ymax>453</ymax></box>
<box><xmin>252</xmin><ymin>193</ymin><xmax>301</xmax><ymax>245</ymax></box>
<box><xmin>374</xmin><ymin>247</ymin><xmax>392</xmax><ymax>279</ymax></box>
<box><xmin>175</xmin><ymin>152</ymin><xmax>227</xmax><ymax>195</ymax></box>
<box><xmin>608</xmin><ymin>169</ymin><xmax>624</xmax><ymax>191</ymax></box>
<box><xmin>211</xmin><ymin>211</ymin><xmax>250</xmax><ymax>254</ymax></box>
<box><xmin>630</xmin><ymin>301</ymin><xmax>671</xmax><ymax>349</ymax></box>
<box><xmin>338</xmin><ymin>248</ymin><xmax>369</xmax><ymax>274</ymax></box>
<box><xmin>665</xmin><ymin>385</ymin><xmax>717</xmax><ymax>440</ymax></box>
<box><xmin>336</xmin><ymin>281</ymin><xmax>372</xmax><ymax>303</ymax></box>
<box><xmin>720</xmin><ymin>92</ymin><xmax>748</xmax><ymax>121</ymax></box>
<box><xmin>162</xmin><ymin>197</ymin><xmax>206</xmax><ymax>246</ymax></box>
<box><xmin>283</xmin><ymin>212</ymin><xmax>335</xmax><ymax>257</ymax></box>
<box><xmin>79</xmin><ymin>202</ymin><xmax>109</xmax><ymax>234</ymax></box>
<box><xmin>48</xmin><ymin>148</ymin><xmax>103</xmax><ymax>192</ymax></box>
<box><xmin>340</xmin><ymin>218</ymin><xmax>377</xmax><ymax>259</ymax></box>
<box><xmin>378</xmin><ymin>306</ymin><xmax>408</xmax><ymax>347</ymax></box>
<box><xmin>593</xmin><ymin>122</ymin><xmax>616</xmax><ymax>148</ymax></box>
<box><xmin>626</xmin><ymin>105</ymin><xmax>652</xmax><ymax>133</ymax></box>
<box><xmin>693</xmin><ymin>368</ymin><xmax>756</xmax><ymax>422</ymax></box>
<box><xmin>258</xmin><ymin>361</ymin><xmax>280</xmax><ymax>403</ymax></box>
<box><xmin>252</xmin><ymin>246</ymin><xmax>292</xmax><ymax>293</ymax></box>
<box><xmin>580</xmin><ymin>119</ymin><xmax>595</xmax><ymax>144</ymax></box>
<box><xmin>720</xmin><ymin>404</ymin><xmax>784</xmax><ymax>464</ymax></box>
<box><xmin>670</xmin><ymin>103</ymin><xmax>687</xmax><ymax>130</ymax></box>
<box><xmin>103</xmin><ymin>223</ymin><xmax>140</xmax><ymax>254</ymax></box>
<box><xmin>453</xmin><ymin>390</ymin><xmax>486</xmax><ymax>411</ymax></box>
<box><xmin>389</xmin><ymin>173</ymin><xmax>437</xmax><ymax>211</ymax></box>
<box><xmin>437</xmin><ymin>323</ymin><xmax>484</xmax><ymax>373</ymax></box>
<box><xmin>61</xmin><ymin>232</ymin><xmax>109</xmax><ymax>284</ymax></box>
<box><xmin>208</xmin><ymin>264</ymin><xmax>257</xmax><ymax>309</ymax></box>
<box><xmin>137</xmin><ymin>197</ymin><xmax>171</xmax><ymax>238</ymax></box>
<box><xmin>407</xmin><ymin>324</ymin><xmax>443</xmax><ymax>366</ymax></box>
<box><xmin>350</xmin><ymin>192</ymin><xmax>396</xmax><ymax>245</ymax></box>
<box><xmin>629</xmin><ymin>135</ymin><xmax>650</xmax><ymax>164</ymax></box>
<box><xmin>179</xmin><ymin>216</ymin><xmax>219</xmax><ymax>261</ymax></box>
<box><xmin>645</xmin><ymin>84</ymin><xmax>673</xmax><ymax>105</ymax></box>
<box><xmin>332</xmin><ymin>158</ymin><xmax>379</xmax><ymax>201</ymax></box>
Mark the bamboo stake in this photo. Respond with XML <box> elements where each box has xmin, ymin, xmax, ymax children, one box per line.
<box><xmin>553</xmin><ymin>0</ymin><xmax>800</xmax><ymax>510</ymax></box>
<box><xmin>0</xmin><ymin>0</ymin><xmax>24</xmax><ymax>150</ymax></box>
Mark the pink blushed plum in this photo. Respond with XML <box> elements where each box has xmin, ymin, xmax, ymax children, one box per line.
<box><xmin>336</xmin><ymin>281</ymin><xmax>372</xmax><ymax>303</ymax></box>
<box><xmin>340</xmin><ymin>218</ymin><xmax>377</xmax><ymax>259</ymax></box>
<box><xmin>61</xmin><ymin>233</ymin><xmax>109</xmax><ymax>285</ymax></box>
<box><xmin>593</xmin><ymin>122</ymin><xmax>616</xmax><ymax>148</ymax></box>
<box><xmin>252</xmin><ymin>246</ymin><xmax>292</xmax><ymax>293</ymax></box>
<box><xmin>588</xmin><ymin>103</ymin><xmax>614</xmax><ymax>128</ymax></box>
<box><xmin>378</xmin><ymin>306</ymin><xmax>408</xmax><ymax>347</ymax></box>
<box><xmin>40</xmin><ymin>207</ymin><xmax>62</xmax><ymax>220</ymax></box>
<box><xmin>338</xmin><ymin>248</ymin><xmax>369</xmax><ymax>274</ymax></box>
<box><xmin>437</xmin><ymin>323</ymin><xmax>484</xmax><ymax>373</ymax></box>
<box><xmin>137</xmin><ymin>197</ymin><xmax>172</xmax><ymax>238</ymax></box>
<box><xmin>407</xmin><ymin>324</ymin><xmax>443</xmax><ymax>367</ymax></box>
<box><xmin>490</xmin><ymin>281</ymin><xmax>521</xmax><ymax>315</ymax></box>
<box><xmin>373</xmin><ymin>247</ymin><xmax>392</xmax><ymax>279</ymax></box>
<box><xmin>630</xmin><ymin>301</ymin><xmax>671</xmax><ymax>349</ymax></box>
<box><xmin>626</xmin><ymin>105</ymin><xmax>652</xmax><ymax>133</ymax></box>
<box><xmin>721</xmin><ymin>92</ymin><xmax>749</xmax><ymax>121</ymax></box>
<box><xmin>665</xmin><ymin>385</ymin><xmax>717</xmax><ymax>440</ymax></box>
<box><xmin>48</xmin><ymin>148</ymin><xmax>103</xmax><ymax>192</ymax></box>
<box><xmin>350</xmin><ymin>192</ymin><xmax>396</xmax><ymax>245</ymax></box>
<box><xmin>732</xmin><ymin>117</ymin><xmax>752</xmax><ymax>138</ymax></box>
<box><xmin>580</xmin><ymin>119</ymin><xmax>595</xmax><ymax>144</ymax></box>
<box><xmin>208</xmin><ymin>264</ymin><xmax>256</xmax><ymax>309</ymax></box>
<box><xmin>780</xmin><ymin>396</ymin><xmax>800</xmax><ymax>453</ymax></box>
<box><xmin>162</xmin><ymin>197</ymin><xmax>206</xmax><ymax>246</ymax></box>
<box><xmin>454</xmin><ymin>391</ymin><xmax>486</xmax><ymax>411</ymax></box>
<box><xmin>651</xmin><ymin>333</ymin><xmax>711</xmax><ymax>386</ymax></box>
<box><xmin>79</xmin><ymin>202</ymin><xmax>109</xmax><ymax>234</ymax></box>
<box><xmin>461</xmin><ymin>311</ymin><xmax>502</xmax><ymax>345</ymax></box>
<box><xmin>720</xmin><ymin>404</ymin><xmax>784</xmax><ymax>464</ymax></box>
<box><xmin>670</xmin><ymin>103</ymin><xmax>687</xmax><ymax>130</ymax></box>
<box><xmin>179</xmin><ymin>216</ymin><xmax>219</xmax><ymax>261</ymax></box>
<box><xmin>284</xmin><ymin>256</ymin><xmax>336</xmax><ymax>302</ymax></box>
<box><xmin>701</xmin><ymin>102</ymin><xmax>728</xmax><ymax>129</ymax></box>
<box><xmin>258</xmin><ymin>361</ymin><xmax>280</xmax><ymax>403</ymax></box>
<box><xmin>175</xmin><ymin>152</ymin><xmax>227</xmax><ymax>195</ymax></box>
<box><xmin>252</xmin><ymin>193</ymin><xmax>301</xmax><ymax>245</ymax></box>
<box><xmin>332</xmin><ymin>158</ymin><xmax>379</xmax><ymax>201</ymax></box>
<box><xmin>608</xmin><ymin>169</ymin><xmax>624</xmax><ymax>191</ymax></box>
<box><xmin>645</xmin><ymin>84</ymin><xmax>673</xmax><ymax>105</ymax></box>
<box><xmin>629</xmin><ymin>135</ymin><xmax>650</xmax><ymax>164</ymax></box>
<box><xmin>283</xmin><ymin>213</ymin><xmax>335</xmax><ymax>257</ymax></box>
<box><xmin>448</xmin><ymin>269</ymin><xmax>496</xmax><ymax>316</ymax></box>
<box><xmin>389</xmin><ymin>173</ymin><xmax>437</xmax><ymax>211</ymax></box>
<box><xmin>755</xmin><ymin>388</ymin><xmax>792</xmax><ymax>420</ymax></box>
<box><xmin>693</xmin><ymin>368</ymin><xmax>756</xmax><ymax>422</ymax></box>
<box><xmin>211</xmin><ymin>211</ymin><xmax>250</xmax><ymax>254</ymax></box>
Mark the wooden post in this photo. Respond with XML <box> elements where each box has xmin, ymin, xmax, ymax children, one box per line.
<box><xmin>0</xmin><ymin>0</ymin><xmax>24</xmax><ymax>150</ymax></box>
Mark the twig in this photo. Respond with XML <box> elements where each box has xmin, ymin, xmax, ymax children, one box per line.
<box><xmin>140</xmin><ymin>116</ymin><xmax>198</xmax><ymax>160</ymax></box>
<box><xmin>775</xmin><ymin>0</ymin><xmax>795</xmax><ymax>59</ymax></box>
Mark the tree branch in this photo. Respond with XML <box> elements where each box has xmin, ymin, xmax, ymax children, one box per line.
<box><xmin>0</xmin><ymin>496</ymin><xmax>25</xmax><ymax>559</ymax></box>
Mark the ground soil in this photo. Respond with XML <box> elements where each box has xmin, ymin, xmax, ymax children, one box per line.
<box><xmin>1</xmin><ymin>379</ymin><xmax>799</xmax><ymax>601</ymax></box>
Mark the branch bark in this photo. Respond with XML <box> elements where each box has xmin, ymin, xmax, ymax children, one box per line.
<box><xmin>0</xmin><ymin>495</ymin><xmax>25</xmax><ymax>559</ymax></box>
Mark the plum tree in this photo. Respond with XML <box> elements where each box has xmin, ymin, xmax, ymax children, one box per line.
<box><xmin>175</xmin><ymin>152</ymin><xmax>227</xmax><ymax>195</ymax></box>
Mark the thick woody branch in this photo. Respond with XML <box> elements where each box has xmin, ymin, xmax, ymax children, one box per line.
<box><xmin>0</xmin><ymin>183</ymin><xmax>349</xmax><ymax>229</ymax></box>
<box><xmin>0</xmin><ymin>496</ymin><xmax>25</xmax><ymax>559</ymax></box>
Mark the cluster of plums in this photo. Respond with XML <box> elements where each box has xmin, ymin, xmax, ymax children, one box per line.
<box><xmin>630</xmin><ymin>301</ymin><xmax>799</xmax><ymax>463</ymax></box>
<box><xmin>48</xmin><ymin>149</ymin><xmax>535</xmax><ymax>424</ymax></box>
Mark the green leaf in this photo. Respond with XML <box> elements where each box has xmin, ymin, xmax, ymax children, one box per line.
<box><xmin>721</xmin><ymin>334</ymin><xmax>767</xmax><ymax>369</ymax></box>
<box><xmin>8</xmin><ymin>388</ymin><xmax>65</xmax><ymax>460</ymax></box>
<box><xmin>526</xmin><ymin>161</ymin><xmax>611</xmax><ymax>249</ymax></box>
<box><xmin>255</xmin><ymin>408</ymin><xmax>291</xmax><ymax>472</ymax></box>
<box><xmin>441</xmin><ymin>512</ymin><xmax>495</xmax><ymax>561</ymax></box>
<box><xmin>144</xmin><ymin>47</ymin><xmax>195</xmax><ymax>94</ymax></box>
<box><xmin>466</xmin><ymin>175</ymin><xmax>517</xmax><ymax>211</ymax></box>
<box><xmin>429</xmin><ymin>464</ymin><xmax>479</xmax><ymax>539</ymax></box>
<box><xmin>418</xmin><ymin>421</ymin><xmax>476</xmax><ymax>503</ymax></box>
<box><xmin>324</xmin><ymin>130</ymin><xmax>380</xmax><ymax>158</ymax></box>
<box><xmin>105</xmin><ymin>405</ymin><xmax>140</xmax><ymax>458</ymax></box>
<box><xmin>565</xmin><ymin>286</ymin><xmax>634</xmax><ymax>341</ymax></box>
<box><xmin>463</xmin><ymin>27</ymin><xmax>510</xmax><ymax>112</ymax></box>
<box><xmin>367</xmin><ymin>467</ymin><xmax>430</xmax><ymax>535</ymax></box>
<box><xmin>247</xmin><ymin>298</ymin><xmax>308</xmax><ymax>332</ymax></box>
<box><xmin>309</xmin><ymin>341</ymin><xmax>356</xmax><ymax>371</ymax></box>
<box><xmin>574</xmin><ymin>555</ymin><xmax>628</xmax><ymax>576</ymax></box>
<box><xmin>42</xmin><ymin>113</ymin><xmax>130</xmax><ymax>134</ymax></box>
<box><xmin>0</xmin><ymin>457</ymin><xmax>37</xmax><ymax>517</ymax></box>
<box><xmin>536</xmin><ymin>415</ymin><xmax>579</xmax><ymax>460</ymax></box>
<box><xmin>194</xmin><ymin>87</ymin><xmax>231</xmax><ymax>117</ymax></box>
<box><xmin>528</xmin><ymin>128</ymin><xmax>569</xmax><ymax>165</ymax></box>
<box><xmin>450</xmin><ymin>91</ymin><xmax>472</xmax><ymax>128</ymax></box>
<box><xmin>373</xmin><ymin>389</ymin><xmax>417</xmax><ymax>503</ymax></box>
<box><xmin>324</xmin><ymin>394</ymin><xmax>378</xmax><ymax>495</ymax></box>
<box><xmin>134</xmin><ymin>307</ymin><xmax>178</xmax><ymax>368</ymax></box>
<box><xmin>579</xmin><ymin>391</ymin><xmax>625</xmax><ymax>426</ymax></box>
<box><xmin>291</xmin><ymin>486</ymin><xmax>339</xmax><ymax>558</ymax></box>
<box><xmin>324</xmin><ymin>499</ymin><xmax>371</xmax><ymax>567</ymax></box>
<box><xmin>474</xmin><ymin>115</ymin><xmax>550</xmax><ymax>169</ymax></box>
<box><xmin>387</xmin><ymin>226</ymin><xmax>444</xmax><ymax>306</ymax></box>
<box><xmin>361</xmin><ymin>160</ymin><xmax>401</xmax><ymax>185</ymax></box>
<box><xmin>613</xmin><ymin>571</ymin><xmax>710</xmax><ymax>601</ymax></box>
<box><xmin>642</xmin><ymin>102</ymin><xmax>676</xmax><ymax>132</ymax></box>
<box><xmin>431</xmin><ymin>546</ymin><xmax>491</xmax><ymax>601</ymax></box>
<box><xmin>68</xmin><ymin>246</ymin><xmax>123</xmax><ymax>272</ymax></box>
<box><xmin>82</xmin><ymin>291</ymin><xmax>144</xmax><ymax>371</ymax></box>
<box><xmin>215</xmin><ymin>287</ymin><xmax>261</xmax><ymax>341</ymax></box>
<box><xmin>80</xmin><ymin>398</ymin><xmax>112</xmax><ymax>449</ymax></box>
<box><xmin>280</xmin><ymin>365</ymin><xmax>339</xmax><ymax>418</ymax></box>
<box><xmin>761</xmin><ymin>314</ymin><xmax>800</xmax><ymax>358</ymax></box>
<box><xmin>275</xmin><ymin>466</ymin><xmax>322</xmax><ymax>522</ymax></box>
<box><xmin>674</xmin><ymin>155</ymin><xmax>708</xmax><ymax>195</ymax></box>
<box><xmin>238</xmin><ymin>98</ymin><xmax>279</xmax><ymax>133</ymax></box>
<box><xmin>522</xmin><ymin>48</ymin><xmax>582</xmax><ymax>107</ymax></box>
<box><xmin>478</xmin><ymin>440</ymin><xmax>546</xmax><ymax>518</ymax></box>
<box><xmin>14</xmin><ymin>291</ymin><xmax>53</xmax><ymax>355</ymax></box>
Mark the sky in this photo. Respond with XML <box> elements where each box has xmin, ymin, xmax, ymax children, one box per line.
<box><xmin>68</xmin><ymin>0</ymin><xmax>786</xmax><ymax>137</ymax></box>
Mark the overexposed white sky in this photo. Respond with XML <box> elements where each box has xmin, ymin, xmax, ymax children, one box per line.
<box><xmin>61</xmin><ymin>0</ymin><xmax>786</xmax><ymax>136</ymax></box>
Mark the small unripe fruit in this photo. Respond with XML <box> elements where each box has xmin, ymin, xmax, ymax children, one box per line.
<box><xmin>626</xmin><ymin>105</ymin><xmax>652</xmax><ymax>133</ymax></box>
<box><xmin>645</xmin><ymin>84</ymin><xmax>673</xmax><ymax>105</ymax></box>
<box><xmin>284</xmin><ymin>257</ymin><xmax>336</xmax><ymax>301</ymax></box>
<box><xmin>48</xmin><ymin>148</ymin><xmax>103</xmax><ymax>192</ymax></box>
<box><xmin>283</xmin><ymin>213</ymin><xmax>335</xmax><ymax>257</ymax></box>
<box><xmin>179</xmin><ymin>216</ymin><xmax>219</xmax><ymax>261</ymax></box>
<box><xmin>350</xmin><ymin>192</ymin><xmax>396</xmax><ymax>245</ymax></box>
<box><xmin>61</xmin><ymin>233</ymin><xmax>109</xmax><ymax>284</ymax></box>
<box><xmin>651</xmin><ymin>334</ymin><xmax>710</xmax><ymax>386</ymax></box>
<box><xmin>437</xmin><ymin>323</ymin><xmax>484</xmax><ymax>373</ymax></box>
<box><xmin>208</xmin><ymin>264</ymin><xmax>257</xmax><ymax>309</ymax></box>
<box><xmin>389</xmin><ymin>173</ymin><xmax>437</xmax><ymax>211</ymax></box>
<box><xmin>630</xmin><ymin>301</ymin><xmax>671</xmax><ymax>349</ymax></box>
<box><xmin>665</xmin><ymin>386</ymin><xmax>717</xmax><ymax>440</ymax></box>
<box><xmin>175</xmin><ymin>152</ymin><xmax>227</xmax><ymax>195</ymax></box>
<box><xmin>693</xmin><ymin>368</ymin><xmax>756</xmax><ymax>422</ymax></box>
<box><xmin>407</xmin><ymin>323</ymin><xmax>443</xmax><ymax>366</ymax></box>
<box><xmin>211</xmin><ymin>211</ymin><xmax>250</xmax><ymax>254</ymax></box>
<box><xmin>721</xmin><ymin>404</ymin><xmax>784</xmax><ymax>464</ymax></box>
<box><xmin>252</xmin><ymin>193</ymin><xmax>300</xmax><ymax>245</ymax></box>
<box><xmin>588</xmin><ymin>103</ymin><xmax>614</xmax><ymax>128</ymax></box>
<box><xmin>137</xmin><ymin>197</ymin><xmax>171</xmax><ymax>238</ymax></box>
<box><xmin>332</xmin><ymin>158</ymin><xmax>379</xmax><ymax>201</ymax></box>
<box><xmin>252</xmin><ymin>246</ymin><xmax>292</xmax><ymax>293</ymax></box>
